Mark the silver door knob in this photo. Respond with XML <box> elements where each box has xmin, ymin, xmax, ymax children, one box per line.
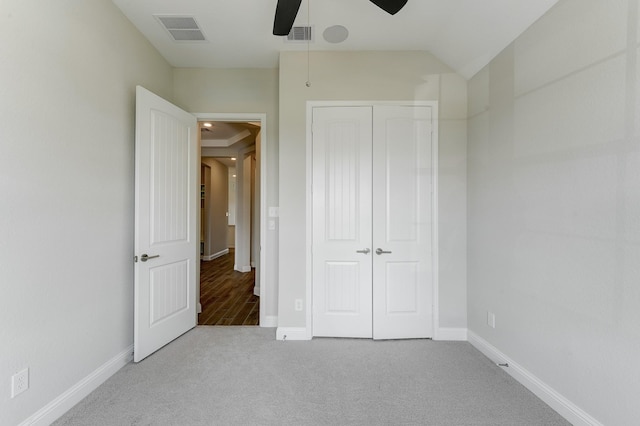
<box><xmin>140</xmin><ymin>254</ymin><xmax>160</xmax><ymax>262</ymax></box>
<box><xmin>375</xmin><ymin>248</ymin><xmax>392</xmax><ymax>255</ymax></box>
<box><xmin>356</xmin><ymin>248</ymin><xmax>371</xmax><ymax>254</ymax></box>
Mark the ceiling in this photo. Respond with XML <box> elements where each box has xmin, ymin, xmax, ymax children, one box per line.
<box><xmin>112</xmin><ymin>0</ymin><xmax>559</xmax><ymax>79</ymax></box>
<box><xmin>200</xmin><ymin>121</ymin><xmax>260</xmax><ymax>161</ymax></box>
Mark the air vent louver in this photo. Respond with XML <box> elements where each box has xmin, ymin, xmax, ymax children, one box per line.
<box><xmin>155</xmin><ymin>16</ymin><xmax>206</xmax><ymax>42</ymax></box>
<box><xmin>286</xmin><ymin>26</ymin><xmax>313</xmax><ymax>42</ymax></box>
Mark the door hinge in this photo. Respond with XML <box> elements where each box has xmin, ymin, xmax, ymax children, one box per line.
<box><xmin>134</xmin><ymin>255</ymin><xmax>138</xmax><ymax>263</ymax></box>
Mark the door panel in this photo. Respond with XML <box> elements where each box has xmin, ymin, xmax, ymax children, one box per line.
<box><xmin>149</xmin><ymin>260</ymin><xmax>189</xmax><ymax>325</ymax></box>
<box><xmin>312</xmin><ymin>106</ymin><xmax>373</xmax><ymax>338</ymax></box>
<box><xmin>384</xmin><ymin>116</ymin><xmax>421</xmax><ymax>242</ymax></box>
<box><xmin>325</xmin><ymin>262</ymin><xmax>361</xmax><ymax>313</ymax></box>
<box><xmin>384</xmin><ymin>262</ymin><xmax>419</xmax><ymax>314</ymax></box>
<box><xmin>150</xmin><ymin>110</ymin><xmax>190</xmax><ymax>245</ymax></box>
<box><xmin>134</xmin><ymin>86</ymin><xmax>198</xmax><ymax>362</ymax></box>
<box><xmin>372</xmin><ymin>106</ymin><xmax>433</xmax><ymax>340</ymax></box>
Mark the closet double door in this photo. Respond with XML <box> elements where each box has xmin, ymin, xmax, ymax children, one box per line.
<box><xmin>312</xmin><ymin>105</ymin><xmax>434</xmax><ymax>339</ymax></box>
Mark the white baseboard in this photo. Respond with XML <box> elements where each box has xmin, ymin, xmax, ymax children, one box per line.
<box><xmin>276</xmin><ymin>327</ymin><xmax>311</xmax><ymax>341</ymax></box>
<box><xmin>253</xmin><ymin>285</ymin><xmax>260</xmax><ymax>297</ymax></box>
<box><xmin>468</xmin><ymin>331</ymin><xmax>602</xmax><ymax>426</ymax></box>
<box><xmin>197</xmin><ymin>302</ymin><xmax>202</xmax><ymax>314</ymax></box>
<box><xmin>434</xmin><ymin>327</ymin><xmax>468</xmax><ymax>341</ymax></box>
<box><xmin>251</xmin><ymin>261</ymin><xmax>256</xmax><ymax>268</ymax></box>
<box><xmin>20</xmin><ymin>345</ymin><xmax>133</xmax><ymax>426</ymax></box>
<box><xmin>202</xmin><ymin>248</ymin><xmax>229</xmax><ymax>261</ymax></box>
<box><xmin>261</xmin><ymin>315</ymin><xmax>278</xmax><ymax>328</ymax></box>
<box><xmin>234</xmin><ymin>264</ymin><xmax>252</xmax><ymax>273</ymax></box>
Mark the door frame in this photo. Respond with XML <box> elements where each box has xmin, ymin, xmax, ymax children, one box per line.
<box><xmin>305</xmin><ymin>101</ymin><xmax>440</xmax><ymax>339</ymax></box>
<box><xmin>194</xmin><ymin>112</ymin><xmax>270</xmax><ymax>327</ymax></box>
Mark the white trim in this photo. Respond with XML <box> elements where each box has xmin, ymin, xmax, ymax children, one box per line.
<box><xmin>202</xmin><ymin>248</ymin><xmax>229</xmax><ymax>261</ymax></box>
<box><xmin>306</xmin><ymin>100</ymin><xmax>439</xmax><ymax>107</ymax></box>
<box><xmin>276</xmin><ymin>327</ymin><xmax>311</xmax><ymax>341</ymax></box>
<box><xmin>434</xmin><ymin>327</ymin><xmax>467</xmax><ymax>341</ymax></box>
<box><xmin>194</xmin><ymin>112</ymin><xmax>268</xmax><ymax>328</ymax></box>
<box><xmin>201</xmin><ymin>129</ymin><xmax>251</xmax><ymax>148</ymax></box>
<box><xmin>261</xmin><ymin>315</ymin><xmax>278</xmax><ymax>328</ymax></box>
<box><xmin>234</xmin><ymin>264</ymin><xmax>252</xmax><ymax>273</ymax></box>
<box><xmin>305</xmin><ymin>101</ymin><xmax>440</xmax><ymax>338</ymax></box>
<box><xmin>468</xmin><ymin>331</ymin><xmax>603</xmax><ymax>426</ymax></box>
<box><xmin>430</xmin><ymin>105</ymin><xmax>440</xmax><ymax>339</ymax></box>
<box><xmin>19</xmin><ymin>346</ymin><xmax>133</xmax><ymax>426</ymax></box>
<box><xmin>305</xmin><ymin>104</ymin><xmax>314</xmax><ymax>337</ymax></box>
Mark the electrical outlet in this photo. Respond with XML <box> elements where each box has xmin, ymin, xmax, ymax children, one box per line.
<box><xmin>487</xmin><ymin>311</ymin><xmax>496</xmax><ymax>329</ymax></box>
<box><xmin>294</xmin><ymin>299</ymin><xmax>303</xmax><ymax>311</ymax></box>
<box><xmin>11</xmin><ymin>368</ymin><xmax>29</xmax><ymax>398</ymax></box>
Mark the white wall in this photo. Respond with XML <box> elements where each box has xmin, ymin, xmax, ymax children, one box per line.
<box><xmin>0</xmin><ymin>1</ymin><xmax>173</xmax><ymax>424</ymax></box>
<box><xmin>235</xmin><ymin>153</ymin><xmax>253</xmax><ymax>272</ymax></box>
<box><xmin>173</xmin><ymin>68</ymin><xmax>279</xmax><ymax>321</ymax></box>
<box><xmin>467</xmin><ymin>0</ymin><xmax>640</xmax><ymax>424</ymax></box>
<box><xmin>278</xmin><ymin>51</ymin><xmax>468</xmax><ymax>331</ymax></box>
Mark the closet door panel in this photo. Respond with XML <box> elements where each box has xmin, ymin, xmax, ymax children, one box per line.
<box><xmin>312</xmin><ymin>106</ymin><xmax>373</xmax><ymax>338</ymax></box>
<box><xmin>372</xmin><ymin>106</ymin><xmax>434</xmax><ymax>340</ymax></box>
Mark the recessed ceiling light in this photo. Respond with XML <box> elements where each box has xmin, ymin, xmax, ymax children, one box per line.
<box><xmin>323</xmin><ymin>25</ymin><xmax>349</xmax><ymax>43</ymax></box>
<box><xmin>203</xmin><ymin>122</ymin><xmax>212</xmax><ymax>127</ymax></box>
<box><xmin>232</xmin><ymin>174</ymin><xmax>236</xmax><ymax>178</ymax></box>
<box><xmin>231</xmin><ymin>157</ymin><xmax>236</xmax><ymax>161</ymax></box>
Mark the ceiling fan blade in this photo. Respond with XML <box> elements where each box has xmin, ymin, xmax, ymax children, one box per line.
<box><xmin>369</xmin><ymin>0</ymin><xmax>408</xmax><ymax>15</ymax></box>
<box><xmin>273</xmin><ymin>0</ymin><xmax>303</xmax><ymax>36</ymax></box>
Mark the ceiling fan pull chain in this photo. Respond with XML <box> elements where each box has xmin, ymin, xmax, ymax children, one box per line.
<box><xmin>305</xmin><ymin>0</ymin><xmax>311</xmax><ymax>87</ymax></box>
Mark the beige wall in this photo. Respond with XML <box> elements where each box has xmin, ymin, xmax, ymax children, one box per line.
<box><xmin>467</xmin><ymin>0</ymin><xmax>640</xmax><ymax>424</ymax></box>
<box><xmin>0</xmin><ymin>1</ymin><xmax>173</xmax><ymax>424</ymax></box>
<box><xmin>278</xmin><ymin>51</ymin><xmax>468</xmax><ymax>331</ymax></box>
<box><xmin>202</xmin><ymin>158</ymin><xmax>229</xmax><ymax>257</ymax></box>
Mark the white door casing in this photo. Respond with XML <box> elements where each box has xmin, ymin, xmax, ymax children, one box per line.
<box><xmin>311</xmin><ymin>103</ymin><xmax>435</xmax><ymax>339</ymax></box>
<box><xmin>312</xmin><ymin>106</ymin><xmax>373</xmax><ymax>338</ymax></box>
<box><xmin>196</xmin><ymin>112</ymin><xmax>270</xmax><ymax>328</ymax></box>
<box><xmin>372</xmin><ymin>106</ymin><xmax>433</xmax><ymax>339</ymax></box>
<box><xmin>134</xmin><ymin>86</ymin><xmax>198</xmax><ymax>362</ymax></box>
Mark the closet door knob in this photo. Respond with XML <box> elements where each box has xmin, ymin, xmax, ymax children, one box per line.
<box><xmin>140</xmin><ymin>254</ymin><xmax>160</xmax><ymax>262</ymax></box>
<box><xmin>375</xmin><ymin>248</ymin><xmax>392</xmax><ymax>255</ymax></box>
<box><xmin>356</xmin><ymin>248</ymin><xmax>371</xmax><ymax>254</ymax></box>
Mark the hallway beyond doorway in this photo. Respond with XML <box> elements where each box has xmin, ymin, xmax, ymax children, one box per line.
<box><xmin>199</xmin><ymin>249</ymin><xmax>259</xmax><ymax>325</ymax></box>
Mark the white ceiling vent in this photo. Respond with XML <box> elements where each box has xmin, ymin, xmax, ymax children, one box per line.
<box><xmin>285</xmin><ymin>26</ymin><xmax>314</xmax><ymax>43</ymax></box>
<box><xmin>155</xmin><ymin>15</ymin><xmax>206</xmax><ymax>42</ymax></box>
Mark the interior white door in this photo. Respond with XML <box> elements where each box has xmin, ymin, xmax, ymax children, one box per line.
<box><xmin>311</xmin><ymin>104</ymin><xmax>434</xmax><ymax>340</ymax></box>
<box><xmin>134</xmin><ymin>86</ymin><xmax>198</xmax><ymax>362</ymax></box>
<box><xmin>312</xmin><ymin>106</ymin><xmax>373</xmax><ymax>338</ymax></box>
<box><xmin>372</xmin><ymin>106</ymin><xmax>433</xmax><ymax>339</ymax></box>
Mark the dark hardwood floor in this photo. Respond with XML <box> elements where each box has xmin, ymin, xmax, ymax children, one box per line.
<box><xmin>199</xmin><ymin>249</ymin><xmax>259</xmax><ymax>326</ymax></box>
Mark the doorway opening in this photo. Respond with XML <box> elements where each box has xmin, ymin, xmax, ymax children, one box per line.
<box><xmin>196</xmin><ymin>115</ymin><xmax>267</xmax><ymax>326</ymax></box>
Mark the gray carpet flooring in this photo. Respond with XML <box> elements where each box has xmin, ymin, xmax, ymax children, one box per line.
<box><xmin>54</xmin><ymin>327</ymin><xmax>569</xmax><ymax>425</ymax></box>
